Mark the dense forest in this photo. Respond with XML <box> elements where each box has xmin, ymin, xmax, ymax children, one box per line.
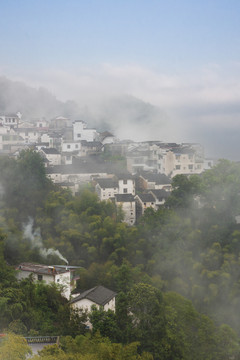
<box><xmin>1</xmin><ymin>150</ymin><xmax>240</xmax><ymax>359</ymax></box>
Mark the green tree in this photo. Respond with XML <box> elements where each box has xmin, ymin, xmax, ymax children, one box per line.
<box><xmin>0</xmin><ymin>333</ymin><xmax>31</xmax><ymax>360</ymax></box>
<box><xmin>90</xmin><ymin>306</ymin><xmax>119</xmax><ymax>341</ymax></box>
<box><xmin>127</xmin><ymin>283</ymin><xmax>166</xmax><ymax>357</ymax></box>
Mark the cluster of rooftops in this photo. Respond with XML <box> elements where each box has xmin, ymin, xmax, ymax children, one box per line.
<box><xmin>15</xmin><ymin>262</ymin><xmax>116</xmax><ymax>310</ymax></box>
<box><xmin>0</xmin><ymin>114</ymin><xmax>213</xmax><ymax>224</ymax></box>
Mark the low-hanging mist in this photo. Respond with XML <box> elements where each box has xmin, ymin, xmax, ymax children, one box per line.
<box><xmin>2</xmin><ymin>64</ymin><xmax>240</xmax><ymax>160</ymax></box>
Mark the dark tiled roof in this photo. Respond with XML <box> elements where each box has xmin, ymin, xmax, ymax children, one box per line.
<box><xmin>71</xmin><ymin>285</ymin><xmax>116</xmax><ymax>306</ymax></box>
<box><xmin>42</xmin><ymin>148</ymin><xmax>60</xmax><ymax>154</ymax></box>
<box><xmin>115</xmin><ymin>194</ymin><xmax>135</xmax><ymax>202</ymax></box>
<box><xmin>46</xmin><ymin>163</ymin><xmax>108</xmax><ymax>175</ymax></box>
<box><xmin>36</xmin><ymin>142</ymin><xmax>49</xmax><ymax>146</ymax></box>
<box><xmin>150</xmin><ymin>189</ymin><xmax>170</xmax><ymax>200</ymax></box>
<box><xmin>96</xmin><ymin>178</ymin><xmax>118</xmax><ymax>188</ymax></box>
<box><xmin>58</xmin><ymin>182</ymin><xmax>75</xmax><ymax>186</ymax></box>
<box><xmin>100</xmin><ymin>131</ymin><xmax>114</xmax><ymax>138</ymax></box>
<box><xmin>136</xmin><ymin>193</ymin><xmax>155</xmax><ymax>202</ymax></box>
<box><xmin>15</xmin><ymin>263</ymin><xmax>69</xmax><ymax>275</ymax></box>
<box><xmin>140</xmin><ymin>172</ymin><xmax>171</xmax><ymax>184</ymax></box>
<box><xmin>81</xmin><ymin>140</ymin><xmax>102</xmax><ymax>148</ymax></box>
<box><xmin>3</xmin><ymin>113</ymin><xmax>19</xmax><ymax>117</ymax></box>
<box><xmin>16</xmin><ymin>128</ymin><xmax>36</xmax><ymax>132</ymax></box>
<box><xmin>116</xmin><ymin>173</ymin><xmax>134</xmax><ymax>180</ymax></box>
<box><xmin>73</xmin><ymin>120</ymin><xmax>86</xmax><ymax>123</ymax></box>
<box><xmin>172</xmin><ymin>147</ymin><xmax>195</xmax><ymax>155</ymax></box>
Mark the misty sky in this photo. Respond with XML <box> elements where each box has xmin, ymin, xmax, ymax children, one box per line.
<box><xmin>1</xmin><ymin>0</ymin><xmax>240</xmax><ymax>159</ymax></box>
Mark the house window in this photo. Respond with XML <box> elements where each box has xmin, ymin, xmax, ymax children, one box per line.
<box><xmin>38</xmin><ymin>275</ymin><xmax>43</xmax><ymax>281</ymax></box>
<box><xmin>67</xmin><ymin>145</ymin><xmax>70</xmax><ymax>149</ymax></box>
<box><xmin>176</xmin><ymin>165</ymin><xmax>181</xmax><ymax>170</ymax></box>
<box><xmin>188</xmin><ymin>165</ymin><xmax>193</xmax><ymax>170</ymax></box>
<box><xmin>77</xmin><ymin>134</ymin><xmax>81</xmax><ymax>138</ymax></box>
<box><xmin>123</xmin><ymin>188</ymin><xmax>128</xmax><ymax>193</ymax></box>
<box><xmin>123</xmin><ymin>180</ymin><xmax>127</xmax><ymax>184</ymax></box>
<box><xmin>75</xmin><ymin>144</ymin><xmax>78</xmax><ymax>148</ymax></box>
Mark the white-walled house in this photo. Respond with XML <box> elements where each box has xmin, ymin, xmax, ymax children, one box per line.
<box><xmin>15</xmin><ymin>263</ymin><xmax>77</xmax><ymax>300</ymax></box>
<box><xmin>115</xmin><ymin>194</ymin><xmax>136</xmax><ymax>225</ymax></box>
<box><xmin>149</xmin><ymin>189</ymin><xmax>170</xmax><ymax>207</ymax></box>
<box><xmin>40</xmin><ymin>147</ymin><xmax>61</xmax><ymax>166</ymax></box>
<box><xmin>135</xmin><ymin>193</ymin><xmax>157</xmax><ymax>218</ymax></box>
<box><xmin>46</xmin><ymin>161</ymin><xmax>110</xmax><ymax>185</ymax></box>
<box><xmin>0</xmin><ymin>113</ymin><xmax>20</xmax><ymax>128</ymax></box>
<box><xmin>139</xmin><ymin>172</ymin><xmax>172</xmax><ymax>191</ymax></box>
<box><xmin>70</xmin><ymin>285</ymin><xmax>116</xmax><ymax>314</ymax></box>
<box><xmin>73</xmin><ymin>120</ymin><xmax>98</xmax><ymax>142</ymax></box>
<box><xmin>80</xmin><ymin>140</ymin><xmax>103</xmax><ymax>156</ymax></box>
<box><xmin>117</xmin><ymin>174</ymin><xmax>135</xmax><ymax>195</ymax></box>
<box><xmin>40</xmin><ymin>132</ymin><xmax>63</xmax><ymax>151</ymax></box>
<box><xmin>204</xmin><ymin>158</ymin><xmax>215</xmax><ymax>170</ymax></box>
<box><xmin>16</xmin><ymin>124</ymin><xmax>39</xmax><ymax>144</ymax></box>
<box><xmin>0</xmin><ymin>125</ymin><xmax>25</xmax><ymax>153</ymax></box>
<box><xmin>62</xmin><ymin>141</ymin><xmax>81</xmax><ymax>153</ymax></box>
<box><xmin>50</xmin><ymin>116</ymin><xmax>70</xmax><ymax>129</ymax></box>
<box><xmin>95</xmin><ymin>178</ymin><xmax>119</xmax><ymax>201</ymax></box>
<box><xmin>126</xmin><ymin>142</ymin><xmax>204</xmax><ymax>178</ymax></box>
<box><xmin>99</xmin><ymin>131</ymin><xmax>115</xmax><ymax>145</ymax></box>
<box><xmin>36</xmin><ymin>119</ymin><xmax>49</xmax><ymax>129</ymax></box>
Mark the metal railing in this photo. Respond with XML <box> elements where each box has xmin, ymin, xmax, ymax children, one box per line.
<box><xmin>25</xmin><ymin>336</ymin><xmax>59</xmax><ymax>344</ymax></box>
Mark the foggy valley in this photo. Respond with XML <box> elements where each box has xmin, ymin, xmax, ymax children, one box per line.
<box><xmin>1</xmin><ymin>1</ymin><xmax>240</xmax><ymax>359</ymax></box>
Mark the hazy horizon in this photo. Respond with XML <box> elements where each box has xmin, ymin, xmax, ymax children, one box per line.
<box><xmin>1</xmin><ymin>1</ymin><xmax>240</xmax><ymax>160</ymax></box>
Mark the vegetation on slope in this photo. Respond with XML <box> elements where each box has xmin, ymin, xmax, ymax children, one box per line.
<box><xmin>1</xmin><ymin>151</ymin><xmax>240</xmax><ymax>358</ymax></box>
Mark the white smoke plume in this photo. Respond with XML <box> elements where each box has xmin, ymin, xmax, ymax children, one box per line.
<box><xmin>23</xmin><ymin>217</ymin><xmax>68</xmax><ymax>265</ymax></box>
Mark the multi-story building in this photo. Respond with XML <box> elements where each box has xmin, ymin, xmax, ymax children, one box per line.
<box><xmin>15</xmin><ymin>263</ymin><xmax>78</xmax><ymax>300</ymax></box>
<box><xmin>127</xmin><ymin>142</ymin><xmax>204</xmax><ymax>178</ymax></box>
<box><xmin>73</xmin><ymin>120</ymin><xmax>98</xmax><ymax>142</ymax></box>
<box><xmin>117</xmin><ymin>174</ymin><xmax>135</xmax><ymax>195</ymax></box>
<box><xmin>40</xmin><ymin>148</ymin><xmax>61</xmax><ymax>166</ymax></box>
<box><xmin>135</xmin><ymin>193</ymin><xmax>157</xmax><ymax>218</ymax></box>
<box><xmin>0</xmin><ymin>113</ymin><xmax>21</xmax><ymax>129</ymax></box>
<box><xmin>115</xmin><ymin>194</ymin><xmax>136</xmax><ymax>225</ymax></box>
<box><xmin>95</xmin><ymin>178</ymin><xmax>119</xmax><ymax>201</ymax></box>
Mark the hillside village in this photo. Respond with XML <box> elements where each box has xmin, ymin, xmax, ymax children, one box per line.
<box><xmin>0</xmin><ymin>112</ymin><xmax>214</xmax><ymax>225</ymax></box>
<box><xmin>2</xmin><ymin>113</ymin><xmax>240</xmax><ymax>360</ymax></box>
